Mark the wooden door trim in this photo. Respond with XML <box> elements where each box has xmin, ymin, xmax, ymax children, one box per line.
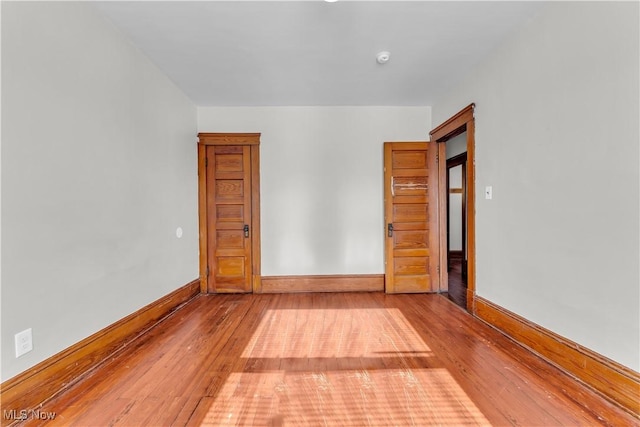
<box><xmin>198</xmin><ymin>133</ymin><xmax>261</xmax><ymax>146</ymax></box>
<box><xmin>260</xmin><ymin>274</ymin><xmax>384</xmax><ymax>293</ymax></box>
<box><xmin>197</xmin><ymin>133</ymin><xmax>261</xmax><ymax>294</ymax></box>
<box><xmin>476</xmin><ymin>296</ymin><xmax>640</xmax><ymax>416</ymax></box>
<box><xmin>197</xmin><ymin>143</ymin><xmax>208</xmax><ymax>293</ymax></box>
<box><xmin>0</xmin><ymin>279</ymin><xmax>200</xmax><ymax>419</ymax></box>
<box><xmin>250</xmin><ymin>144</ymin><xmax>262</xmax><ymax>293</ymax></box>
<box><xmin>430</xmin><ymin>105</ymin><xmax>474</xmax><ymax>141</ymax></box>
<box><xmin>383</xmin><ymin>143</ymin><xmax>394</xmax><ymax>292</ymax></box>
<box><xmin>430</xmin><ymin>103</ymin><xmax>475</xmax><ymax>311</ymax></box>
<box><xmin>437</xmin><ymin>143</ymin><xmax>448</xmax><ymax>292</ymax></box>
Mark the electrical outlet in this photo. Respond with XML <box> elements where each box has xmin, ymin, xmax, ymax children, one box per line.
<box><xmin>15</xmin><ymin>328</ymin><xmax>33</xmax><ymax>358</ymax></box>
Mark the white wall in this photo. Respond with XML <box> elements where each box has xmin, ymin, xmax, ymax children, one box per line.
<box><xmin>446</xmin><ymin>132</ymin><xmax>466</xmax><ymax>160</ymax></box>
<box><xmin>433</xmin><ymin>2</ymin><xmax>639</xmax><ymax>370</ymax></box>
<box><xmin>1</xmin><ymin>2</ymin><xmax>198</xmax><ymax>381</ymax></box>
<box><xmin>199</xmin><ymin>107</ymin><xmax>431</xmax><ymax>276</ymax></box>
<box><xmin>448</xmin><ymin>165</ymin><xmax>463</xmax><ymax>252</ymax></box>
<box><xmin>0</xmin><ymin>2</ymin><xmax>4</xmax><ymax>376</ymax></box>
<box><xmin>446</xmin><ymin>132</ymin><xmax>466</xmax><ymax>254</ymax></box>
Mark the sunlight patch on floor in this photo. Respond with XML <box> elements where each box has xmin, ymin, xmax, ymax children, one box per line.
<box><xmin>200</xmin><ymin>368</ymin><xmax>490</xmax><ymax>426</ymax></box>
<box><xmin>241</xmin><ymin>308</ymin><xmax>432</xmax><ymax>359</ymax></box>
<box><xmin>200</xmin><ymin>307</ymin><xmax>489</xmax><ymax>426</ymax></box>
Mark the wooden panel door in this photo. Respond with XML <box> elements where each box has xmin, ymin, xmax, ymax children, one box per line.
<box><xmin>384</xmin><ymin>142</ymin><xmax>440</xmax><ymax>293</ymax></box>
<box><xmin>205</xmin><ymin>144</ymin><xmax>253</xmax><ymax>293</ymax></box>
<box><xmin>198</xmin><ymin>133</ymin><xmax>261</xmax><ymax>294</ymax></box>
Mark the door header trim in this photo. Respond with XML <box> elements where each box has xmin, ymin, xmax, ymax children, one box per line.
<box><xmin>198</xmin><ymin>133</ymin><xmax>261</xmax><ymax>146</ymax></box>
<box><xmin>430</xmin><ymin>104</ymin><xmax>475</xmax><ymax>142</ymax></box>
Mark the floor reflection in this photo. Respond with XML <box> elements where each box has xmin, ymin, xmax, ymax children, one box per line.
<box><xmin>201</xmin><ymin>308</ymin><xmax>490</xmax><ymax>426</ymax></box>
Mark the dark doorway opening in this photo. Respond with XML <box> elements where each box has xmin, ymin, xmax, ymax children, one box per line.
<box><xmin>446</xmin><ymin>152</ymin><xmax>467</xmax><ymax>308</ymax></box>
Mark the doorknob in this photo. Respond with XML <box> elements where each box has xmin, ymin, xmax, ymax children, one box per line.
<box><xmin>387</xmin><ymin>223</ymin><xmax>393</xmax><ymax>237</ymax></box>
<box><xmin>244</xmin><ymin>224</ymin><xmax>250</xmax><ymax>238</ymax></box>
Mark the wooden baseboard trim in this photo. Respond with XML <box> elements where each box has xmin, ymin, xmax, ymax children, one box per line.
<box><xmin>449</xmin><ymin>250</ymin><xmax>463</xmax><ymax>259</ymax></box>
<box><xmin>466</xmin><ymin>288</ymin><xmax>476</xmax><ymax>312</ymax></box>
<box><xmin>0</xmin><ymin>279</ymin><xmax>200</xmax><ymax>424</ymax></box>
<box><xmin>475</xmin><ymin>296</ymin><xmax>640</xmax><ymax>417</ymax></box>
<box><xmin>259</xmin><ymin>274</ymin><xmax>384</xmax><ymax>293</ymax></box>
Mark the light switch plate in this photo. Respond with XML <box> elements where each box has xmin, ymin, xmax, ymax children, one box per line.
<box><xmin>485</xmin><ymin>186</ymin><xmax>493</xmax><ymax>200</ymax></box>
<box><xmin>15</xmin><ymin>328</ymin><xmax>33</xmax><ymax>358</ymax></box>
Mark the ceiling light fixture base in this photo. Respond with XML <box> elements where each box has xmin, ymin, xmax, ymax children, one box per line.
<box><xmin>376</xmin><ymin>51</ymin><xmax>391</xmax><ymax>64</ymax></box>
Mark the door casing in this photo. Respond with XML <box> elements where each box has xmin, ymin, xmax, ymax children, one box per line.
<box><xmin>430</xmin><ymin>104</ymin><xmax>476</xmax><ymax>311</ymax></box>
<box><xmin>197</xmin><ymin>133</ymin><xmax>261</xmax><ymax>293</ymax></box>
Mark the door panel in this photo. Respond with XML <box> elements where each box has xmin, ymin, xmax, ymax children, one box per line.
<box><xmin>393</xmin><ymin>204</ymin><xmax>428</xmax><ymax>223</ymax></box>
<box><xmin>216</xmin><ymin>205</ymin><xmax>243</xmax><ymax>222</ymax></box>
<box><xmin>394</xmin><ymin>230</ymin><xmax>429</xmax><ymax>250</ymax></box>
<box><xmin>392</xmin><ymin>151</ymin><xmax>428</xmax><ymax>169</ymax></box>
<box><xmin>215</xmin><ymin>180</ymin><xmax>244</xmax><ymax>200</ymax></box>
<box><xmin>216</xmin><ymin>230</ymin><xmax>244</xmax><ymax>249</ymax></box>
<box><xmin>384</xmin><ymin>142</ymin><xmax>440</xmax><ymax>293</ymax></box>
<box><xmin>206</xmin><ymin>145</ymin><xmax>252</xmax><ymax>293</ymax></box>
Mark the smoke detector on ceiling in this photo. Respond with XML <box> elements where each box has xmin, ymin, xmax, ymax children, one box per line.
<box><xmin>376</xmin><ymin>51</ymin><xmax>391</xmax><ymax>64</ymax></box>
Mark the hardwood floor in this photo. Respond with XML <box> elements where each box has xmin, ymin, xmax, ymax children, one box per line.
<box><xmin>29</xmin><ymin>293</ymin><xmax>636</xmax><ymax>426</ymax></box>
<box><xmin>446</xmin><ymin>257</ymin><xmax>467</xmax><ymax>309</ymax></box>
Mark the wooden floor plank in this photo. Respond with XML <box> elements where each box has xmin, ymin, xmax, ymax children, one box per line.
<box><xmin>32</xmin><ymin>292</ymin><xmax>638</xmax><ymax>426</ymax></box>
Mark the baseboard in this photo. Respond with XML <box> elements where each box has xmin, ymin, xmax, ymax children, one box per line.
<box><xmin>0</xmin><ymin>279</ymin><xmax>200</xmax><ymax>425</ymax></box>
<box><xmin>475</xmin><ymin>296</ymin><xmax>640</xmax><ymax>417</ymax></box>
<box><xmin>466</xmin><ymin>288</ymin><xmax>476</xmax><ymax>312</ymax></box>
<box><xmin>259</xmin><ymin>274</ymin><xmax>384</xmax><ymax>293</ymax></box>
<box><xmin>449</xmin><ymin>250</ymin><xmax>463</xmax><ymax>259</ymax></box>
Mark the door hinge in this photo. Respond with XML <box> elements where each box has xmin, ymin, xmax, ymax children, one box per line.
<box><xmin>205</xmin><ymin>157</ymin><xmax>208</xmax><ymax>167</ymax></box>
<box><xmin>206</xmin><ymin>265</ymin><xmax>210</xmax><ymax>277</ymax></box>
<box><xmin>436</xmin><ymin>151</ymin><xmax>439</xmax><ymax>162</ymax></box>
<box><xmin>437</xmin><ymin>264</ymin><xmax>440</xmax><ymax>274</ymax></box>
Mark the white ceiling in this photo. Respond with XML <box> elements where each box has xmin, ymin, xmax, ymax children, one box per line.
<box><xmin>94</xmin><ymin>1</ymin><xmax>545</xmax><ymax>106</ymax></box>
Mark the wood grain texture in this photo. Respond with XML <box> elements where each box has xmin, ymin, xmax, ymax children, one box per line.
<box><xmin>384</xmin><ymin>142</ymin><xmax>440</xmax><ymax>294</ymax></box>
<box><xmin>464</xmin><ymin>118</ymin><xmax>476</xmax><ymax>312</ymax></box>
<box><xmin>198</xmin><ymin>143</ymin><xmax>208</xmax><ymax>293</ymax></box>
<box><xmin>475</xmin><ymin>296</ymin><xmax>640</xmax><ymax>417</ymax></box>
<box><xmin>33</xmin><ymin>293</ymin><xmax>638</xmax><ymax>426</ymax></box>
<box><xmin>430</xmin><ymin>104</ymin><xmax>476</xmax><ymax>312</ymax></box>
<box><xmin>207</xmin><ymin>145</ymin><xmax>252</xmax><ymax>293</ymax></box>
<box><xmin>250</xmin><ymin>144</ymin><xmax>261</xmax><ymax>293</ymax></box>
<box><xmin>198</xmin><ymin>133</ymin><xmax>261</xmax><ymax>294</ymax></box>
<box><xmin>444</xmin><ymin>257</ymin><xmax>466</xmax><ymax>309</ymax></box>
<box><xmin>437</xmin><ymin>142</ymin><xmax>448</xmax><ymax>292</ymax></box>
<box><xmin>0</xmin><ymin>279</ymin><xmax>200</xmax><ymax>426</ymax></box>
<box><xmin>198</xmin><ymin>133</ymin><xmax>261</xmax><ymax>146</ymax></box>
<box><xmin>260</xmin><ymin>275</ymin><xmax>384</xmax><ymax>293</ymax></box>
<box><xmin>429</xmin><ymin>103</ymin><xmax>475</xmax><ymax>141</ymax></box>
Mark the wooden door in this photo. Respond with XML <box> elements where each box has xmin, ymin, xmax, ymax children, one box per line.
<box><xmin>198</xmin><ymin>133</ymin><xmax>261</xmax><ymax>294</ymax></box>
<box><xmin>384</xmin><ymin>142</ymin><xmax>440</xmax><ymax>293</ymax></box>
